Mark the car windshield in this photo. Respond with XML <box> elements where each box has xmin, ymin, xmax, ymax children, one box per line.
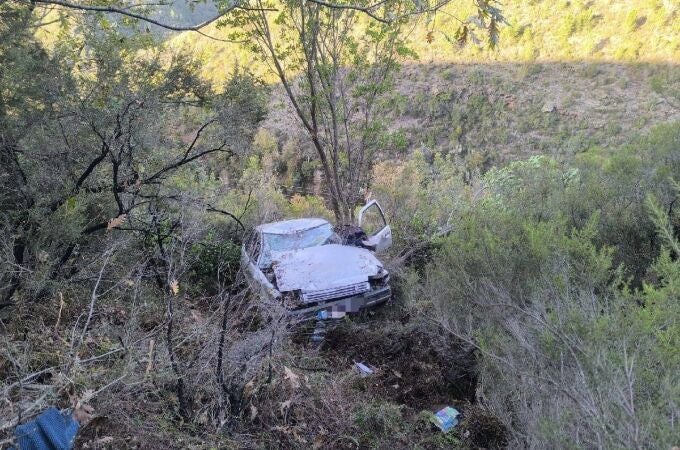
<box><xmin>260</xmin><ymin>223</ymin><xmax>336</xmax><ymax>268</ymax></box>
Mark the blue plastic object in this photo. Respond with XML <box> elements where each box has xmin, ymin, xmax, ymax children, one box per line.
<box><xmin>12</xmin><ymin>407</ymin><xmax>79</xmax><ymax>450</ymax></box>
<box><xmin>430</xmin><ymin>406</ymin><xmax>460</xmax><ymax>432</ymax></box>
<box><xmin>316</xmin><ymin>310</ymin><xmax>346</xmax><ymax>320</ymax></box>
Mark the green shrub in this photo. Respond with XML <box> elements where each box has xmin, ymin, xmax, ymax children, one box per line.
<box><xmin>411</xmin><ymin>126</ymin><xmax>680</xmax><ymax>447</ymax></box>
<box><xmin>188</xmin><ymin>236</ymin><xmax>241</xmax><ymax>291</ymax></box>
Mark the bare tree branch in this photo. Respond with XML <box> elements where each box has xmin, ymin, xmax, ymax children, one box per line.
<box><xmin>28</xmin><ymin>0</ymin><xmax>239</xmax><ymax>31</ymax></box>
<box><xmin>304</xmin><ymin>0</ymin><xmax>453</xmax><ymax>24</ymax></box>
<box><xmin>206</xmin><ymin>205</ymin><xmax>246</xmax><ymax>231</ymax></box>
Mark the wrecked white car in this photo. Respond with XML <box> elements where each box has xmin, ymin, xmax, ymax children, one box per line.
<box><xmin>241</xmin><ymin>200</ymin><xmax>392</xmax><ymax>317</ymax></box>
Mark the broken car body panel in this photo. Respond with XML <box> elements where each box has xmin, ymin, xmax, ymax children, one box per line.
<box><xmin>272</xmin><ymin>244</ymin><xmax>383</xmax><ymax>295</ymax></box>
<box><xmin>242</xmin><ymin>202</ymin><xmax>392</xmax><ymax>316</ymax></box>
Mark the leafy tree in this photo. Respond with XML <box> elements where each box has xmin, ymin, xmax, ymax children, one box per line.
<box><xmin>3</xmin><ymin>0</ymin><xmax>504</xmax><ymax>222</ymax></box>
<box><xmin>0</xmin><ymin>7</ymin><xmax>264</xmax><ymax>306</ymax></box>
<box><xmin>1</xmin><ymin>5</ymin><xmax>272</xmax><ymax>426</ymax></box>
<box><xmin>223</xmin><ymin>0</ymin><xmax>503</xmax><ymax>222</ymax></box>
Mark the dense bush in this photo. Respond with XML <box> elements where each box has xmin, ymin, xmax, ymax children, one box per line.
<box><xmin>411</xmin><ymin>122</ymin><xmax>680</xmax><ymax>448</ymax></box>
<box><xmin>0</xmin><ymin>6</ymin><xmax>275</xmax><ymax>439</ymax></box>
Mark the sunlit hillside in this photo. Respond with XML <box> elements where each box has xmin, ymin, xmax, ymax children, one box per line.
<box><xmin>168</xmin><ymin>0</ymin><xmax>680</xmax><ymax>85</ymax></box>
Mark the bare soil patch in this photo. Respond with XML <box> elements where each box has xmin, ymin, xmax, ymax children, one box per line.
<box><xmin>322</xmin><ymin>320</ymin><xmax>478</xmax><ymax>409</ymax></box>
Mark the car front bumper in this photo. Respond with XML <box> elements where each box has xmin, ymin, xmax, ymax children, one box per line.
<box><xmin>292</xmin><ymin>285</ymin><xmax>391</xmax><ymax>318</ymax></box>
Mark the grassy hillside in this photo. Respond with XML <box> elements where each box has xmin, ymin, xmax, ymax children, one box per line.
<box><xmin>165</xmin><ymin>0</ymin><xmax>680</xmax><ymax>181</ymax></box>
<box><xmin>416</xmin><ymin>0</ymin><xmax>680</xmax><ymax>63</ymax></box>
<box><xmin>167</xmin><ymin>0</ymin><xmax>680</xmax><ymax>85</ymax></box>
<box><xmin>385</xmin><ymin>62</ymin><xmax>679</xmax><ymax>165</ymax></box>
<box><xmin>249</xmin><ymin>60</ymin><xmax>679</xmax><ymax>206</ymax></box>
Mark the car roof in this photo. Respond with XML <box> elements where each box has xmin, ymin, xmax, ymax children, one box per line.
<box><xmin>256</xmin><ymin>218</ymin><xmax>330</xmax><ymax>235</ymax></box>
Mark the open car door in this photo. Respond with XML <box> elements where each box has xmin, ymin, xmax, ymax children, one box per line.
<box><xmin>358</xmin><ymin>200</ymin><xmax>392</xmax><ymax>252</ymax></box>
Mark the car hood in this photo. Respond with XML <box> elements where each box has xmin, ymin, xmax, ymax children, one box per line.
<box><xmin>271</xmin><ymin>244</ymin><xmax>384</xmax><ymax>293</ymax></box>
